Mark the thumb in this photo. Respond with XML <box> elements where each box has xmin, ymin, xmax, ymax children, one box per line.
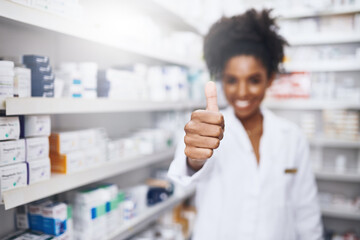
<box><xmin>205</xmin><ymin>81</ymin><xmax>219</xmax><ymax>112</ymax></box>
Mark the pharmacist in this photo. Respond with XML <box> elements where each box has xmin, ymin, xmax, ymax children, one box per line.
<box><xmin>168</xmin><ymin>9</ymin><xmax>323</xmax><ymax>240</ymax></box>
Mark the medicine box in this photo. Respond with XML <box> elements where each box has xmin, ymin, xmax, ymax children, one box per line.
<box><xmin>50</xmin><ymin>151</ymin><xmax>85</xmax><ymax>174</ymax></box>
<box><xmin>0</xmin><ymin>139</ymin><xmax>26</xmax><ymax>166</ymax></box>
<box><xmin>27</xmin><ymin>158</ymin><xmax>51</xmax><ymax>185</ymax></box>
<box><xmin>50</xmin><ymin>131</ymin><xmax>79</xmax><ymax>154</ymax></box>
<box><xmin>26</xmin><ymin>137</ymin><xmax>49</xmax><ymax>162</ymax></box>
<box><xmin>20</xmin><ymin>115</ymin><xmax>51</xmax><ymax>138</ymax></box>
<box><xmin>0</xmin><ymin>163</ymin><xmax>27</xmax><ymax>192</ymax></box>
<box><xmin>0</xmin><ymin>117</ymin><xmax>20</xmax><ymax>140</ymax></box>
<box><xmin>42</xmin><ymin>202</ymin><xmax>68</xmax><ymax>236</ymax></box>
<box><xmin>28</xmin><ymin>200</ymin><xmax>53</xmax><ymax>232</ymax></box>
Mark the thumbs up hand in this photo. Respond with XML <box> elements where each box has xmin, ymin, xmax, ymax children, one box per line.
<box><xmin>184</xmin><ymin>81</ymin><xmax>225</xmax><ymax>171</ymax></box>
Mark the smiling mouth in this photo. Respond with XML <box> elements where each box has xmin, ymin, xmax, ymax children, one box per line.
<box><xmin>235</xmin><ymin>100</ymin><xmax>251</xmax><ymax>108</ymax></box>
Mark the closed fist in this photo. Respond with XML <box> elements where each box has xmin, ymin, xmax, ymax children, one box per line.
<box><xmin>184</xmin><ymin>81</ymin><xmax>225</xmax><ymax>171</ymax></box>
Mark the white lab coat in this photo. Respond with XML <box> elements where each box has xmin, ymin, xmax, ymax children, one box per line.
<box><xmin>168</xmin><ymin>106</ymin><xmax>323</xmax><ymax>240</ymax></box>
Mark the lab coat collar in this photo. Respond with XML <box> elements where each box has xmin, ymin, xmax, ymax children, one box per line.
<box><xmin>222</xmin><ymin>105</ymin><xmax>291</xmax><ymax>154</ymax></box>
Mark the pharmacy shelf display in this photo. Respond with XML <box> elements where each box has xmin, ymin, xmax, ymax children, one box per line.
<box><xmin>1</xmin><ymin>149</ymin><xmax>175</xmax><ymax>210</ymax></box>
<box><xmin>315</xmin><ymin>171</ymin><xmax>360</xmax><ymax>182</ymax></box>
<box><xmin>287</xmin><ymin>33</ymin><xmax>360</xmax><ymax>46</ymax></box>
<box><xmin>321</xmin><ymin>206</ymin><xmax>360</xmax><ymax>221</ymax></box>
<box><xmin>309</xmin><ymin>138</ymin><xmax>360</xmax><ymax>148</ymax></box>
<box><xmin>0</xmin><ymin>1</ymin><xmax>203</xmax><ymax>68</ymax></box>
<box><xmin>108</xmin><ymin>187</ymin><xmax>195</xmax><ymax>240</ymax></box>
<box><xmin>263</xmin><ymin>99</ymin><xmax>360</xmax><ymax>110</ymax></box>
<box><xmin>283</xmin><ymin>59</ymin><xmax>360</xmax><ymax>72</ymax></box>
<box><xmin>4</xmin><ymin>98</ymin><xmax>228</xmax><ymax>115</ymax></box>
<box><xmin>278</xmin><ymin>6</ymin><xmax>360</xmax><ymax>19</ymax></box>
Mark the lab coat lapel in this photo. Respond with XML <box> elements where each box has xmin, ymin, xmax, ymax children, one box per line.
<box><xmin>259</xmin><ymin>108</ymin><xmax>290</xmax><ymax>181</ymax></box>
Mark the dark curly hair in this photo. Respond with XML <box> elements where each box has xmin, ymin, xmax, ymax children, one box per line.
<box><xmin>204</xmin><ymin>9</ymin><xmax>287</xmax><ymax>78</ymax></box>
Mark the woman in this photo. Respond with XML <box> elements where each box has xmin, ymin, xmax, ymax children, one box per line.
<box><xmin>168</xmin><ymin>9</ymin><xmax>323</xmax><ymax>240</ymax></box>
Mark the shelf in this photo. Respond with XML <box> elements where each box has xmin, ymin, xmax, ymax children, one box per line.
<box><xmin>263</xmin><ymin>99</ymin><xmax>360</xmax><ymax>110</ymax></box>
<box><xmin>108</xmin><ymin>186</ymin><xmax>195</xmax><ymax>240</ymax></box>
<box><xmin>0</xmin><ymin>1</ymin><xmax>203</xmax><ymax>68</ymax></box>
<box><xmin>287</xmin><ymin>33</ymin><xmax>360</xmax><ymax>45</ymax></box>
<box><xmin>1</xmin><ymin>149</ymin><xmax>175</xmax><ymax>210</ymax></box>
<box><xmin>283</xmin><ymin>59</ymin><xmax>360</xmax><ymax>72</ymax></box>
<box><xmin>322</xmin><ymin>206</ymin><xmax>360</xmax><ymax>220</ymax></box>
<box><xmin>4</xmin><ymin>98</ymin><xmax>216</xmax><ymax>115</ymax></box>
<box><xmin>309</xmin><ymin>138</ymin><xmax>360</xmax><ymax>148</ymax></box>
<box><xmin>278</xmin><ymin>6</ymin><xmax>360</xmax><ymax>19</ymax></box>
<box><xmin>315</xmin><ymin>171</ymin><xmax>360</xmax><ymax>182</ymax></box>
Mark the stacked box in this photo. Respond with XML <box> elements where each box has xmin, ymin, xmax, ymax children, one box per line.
<box><xmin>49</xmin><ymin>129</ymin><xmax>107</xmax><ymax>174</ymax></box>
<box><xmin>14</xmin><ymin>67</ymin><xmax>31</xmax><ymax>98</ymax></box>
<box><xmin>0</xmin><ymin>117</ymin><xmax>28</xmax><ymax>196</ymax></box>
<box><xmin>0</xmin><ymin>61</ymin><xmax>15</xmax><ymax>99</ymax></box>
<box><xmin>20</xmin><ymin>115</ymin><xmax>51</xmax><ymax>138</ymax></box>
<box><xmin>22</xmin><ymin>55</ymin><xmax>55</xmax><ymax>97</ymax></box>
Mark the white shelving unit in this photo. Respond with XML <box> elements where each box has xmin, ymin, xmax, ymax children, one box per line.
<box><xmin>309</xmin><ymin>138</ymin><xmax>360</xmax><ymax>148</ymax></box>
<box><xmin>278</xmin><ymin>6</ymin><xmax>360</xmax><ymax>19</ymax></box>
<box><xmin>287</xmin><ymin>33</ymin><xmax>360</xmax><ymax>45</ymax></box>
<box><xmin>315</xmin><ymin>171</ymin><xmax>360</xmax><ymax>182</ymax></box>
<box><xmin>263</xmin><ymin>99</ymin><xmax>360</xmax><ymax>110</ymax></box>
<box><xmin>3</xmin><ymin>98</ymin><xmax>210</xmax><ymax>115</ymax></box>
<box><xmin>283</xmin><ymin>59</ymin><xmax>360</xmax><ymax>72</ymax></box>
<box><xmin>0</xmin><ymin>1</ymin><xmax>204</xmax><ymax>68</ymax></box>
<box><xmin>322</xmin><ymin>206</ymin><xmax>360</xmax><ymax>220</ymax></box>
<box><xmin>108</xmin><ymin>187</ymin><xmax>195</xmax><ymax>240</ymax></box>
<box><xmin>1</xmin><ymin>149</ymin><xmax>175</xmax><ymax>210</ymax></box>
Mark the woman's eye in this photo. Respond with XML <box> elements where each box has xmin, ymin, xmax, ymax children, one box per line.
<box><xmin>224</xmin><ymin>77</ymin><xmax>236</xmax><ymax>84</ymax></box>
<box><xmin>249</xmin><ymin>78</ymin><xmax>260</xmax><ymax>84</ymax></box>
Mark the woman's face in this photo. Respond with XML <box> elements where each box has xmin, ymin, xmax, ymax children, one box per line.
<box><xmin>222</xmin><ymin>55</ymin><xmax>274</xmax><ymax>121</ymax></box>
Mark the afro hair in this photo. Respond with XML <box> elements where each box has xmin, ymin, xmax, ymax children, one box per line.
<box><xmin>204</xmin><ymin>9</ymin><xmax>288</xmax><ymax>78</ymax></box>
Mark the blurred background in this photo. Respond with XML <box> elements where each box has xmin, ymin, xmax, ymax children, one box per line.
<box><xmin>0</xmin><ymin>0</ymin><xmax>359</xmax><ymax>239</ymax></box>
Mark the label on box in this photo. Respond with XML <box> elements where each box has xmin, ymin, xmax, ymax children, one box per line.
<box><xmin>0</xmin><ymin>163</ymin><xmax>27</xmax><ymax>192</ymax></box>
<box><xmin>26</xmin><ymin>137</ymin><xmax>49</xmax><ymax>162</ymax></box>
<box><xmin>0</xmin><ymin>139</ymin><xmax>26</xmax><ymax>166</ymax></box>
<box><xmin>24</xmin><ymin>115</ymin><xmax>51</xmax><ymax>137</ymax></box>
<box><xmin>27</xmin><ymin>158</ymin><xmax>51</xmax><ymax>185</ymax></box>
<box><xmin>0</xmin><ymin>117</ymin><xmax>20</xmax><ymax>140</ymax></box>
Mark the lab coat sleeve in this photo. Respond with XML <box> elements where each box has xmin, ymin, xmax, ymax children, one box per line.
<box><xmin>293</xmin><ymin>132</ymin><xmax>323</xmax><ymax>240</ymax></box>
<box><xmin>167</xmin><ymin>134</ymin><xmax>216</xmax><ymax>187</ymax></box>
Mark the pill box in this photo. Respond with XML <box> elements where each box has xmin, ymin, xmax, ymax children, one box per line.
<box><xmin>26</xmin><ymin>137</ymin><xmax>49</xmax><ymax>162</ymax></box>
<box><xmin>20</xmin><ymin>115</ymin><xmax>51</xmax><ymax>138</ymax></box>
<box><xmin>0</xmin><ymin>139</ymin><xmax>26</xmax><ymax>166</ymax></box>
<box><xmin>50</xmin><ymin>131</ymin><xmax>79</xmax><ymax>154</ymax></box>
<box><xmin>42</xmin><ymin>202</ymin><xmax>68</xmax><ymax>236</ymax></box>
<box><xmin>28</xmin><ymin>199</ymin><xmax>53</xmax><ymax>232</ymax></box>
<box><xmin>50</xmin><ymin>151</ymin><xmax>85</xmax><ymax>174</ymax></box>
<box><xmin>27</xmin><ymin>158</ymin><xmax>51</xmax><ymax>185</ymax></box>
<box><xmin>23</xmin><ymin>55</ymin><xmax>50</xmax><ymax>67</ymax></box>
<box><xmin>0</xmin><ymin>117</ymin><xmax>20</xmax><ymax>140</ymax></box>
<box><xmin>0</xmin><ymin>163</ymin><xmax>27</xmax><ymax>192</ymax></box>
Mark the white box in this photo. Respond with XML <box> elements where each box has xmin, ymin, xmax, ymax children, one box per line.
<box><xmin>50</xmin><ymin>131</ymin><xmax>79</xmax><ymax>154</ymax></box>
<box><xmin>23</xmin><ymin>115</ymin><xmax>51</xmax><ymax>137</ymax></box>
<box><xmin>0</xmin><ymin>163</ymin><xmax>27</xmax><ymax>192</ymax></box>
<box><xmin>0</xmin><ymin>139</ymin><xmax>26</xmax><ymax>166</ymax></box>
<box><xmin>27</xmin><ymin>158</ymin><xmax>51</xmax><ymax>185</ymax></box>
<box><xmin>26</xmin><ymin>137</ymin><xmax>49</xmax><ymax>162</ymax></box>
<box><xmin>0</xmin><ymin>117</ymin><xmax>20</xmax><ymax>140</ymax></box>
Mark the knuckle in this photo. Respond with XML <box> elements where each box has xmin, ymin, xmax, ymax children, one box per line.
<box><xmin>215</xmin><ymin>126</ymin><xmax>222</xmax><ymax>136</ymax></box>
<box><xmin>184</xmin><ymin>135</ymin><xmax>191</xmax><ymax>145</ymax></box>
<box><xmin>204</xmin><ymin>149</ymin><xmax>213</xmax><ymax>159</ymax></box>
<box><xmin>213</xmin><ymin>138</ymin><xmax>220</xmax><ymax>148</ymax></box>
